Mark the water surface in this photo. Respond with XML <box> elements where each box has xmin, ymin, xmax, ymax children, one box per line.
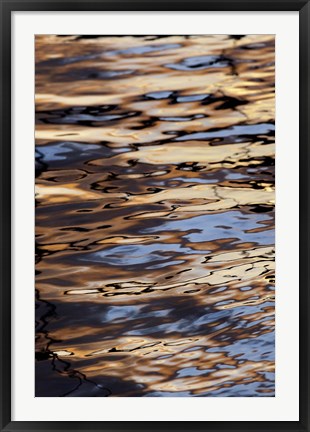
<box><xmin>35</xmin><ymin>34</ymin><xmax>275</xmax><ymax>397</ymax></box>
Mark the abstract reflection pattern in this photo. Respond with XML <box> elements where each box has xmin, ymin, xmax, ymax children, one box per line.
<box><xmin>35</xmin><ymin>35</ymin><xmax>275</xmax><ymax>397</ymax></box>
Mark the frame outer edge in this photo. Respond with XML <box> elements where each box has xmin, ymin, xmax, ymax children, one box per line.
<box><xmin>299</xmin><ymin>2</ymin><xmax>310</xmax><ymax>432</ymax></box>
<box><xmin>0</xmin><ymin>0</ymin><xmax>308</xmax><ymax>12</ymax></box>
<box><xmin>1</xmin><ymin>1</ymin><xmax>12</xmax><ymax>432</ymax></box>
<box><xmin>1</xmin><ymin>0</ymin><xmax>309</xmax><ymax>431</ymax></box>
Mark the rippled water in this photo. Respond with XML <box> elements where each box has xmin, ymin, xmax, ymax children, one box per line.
<box><xmin>35</xmin><ymin>35</ymin><xmax>275</xmax><ymax>397</ymax></box>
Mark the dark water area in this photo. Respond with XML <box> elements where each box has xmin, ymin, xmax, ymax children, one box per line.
<box><xmin>35</xmin><ymin>35</ymin><xmax>275</xmax><ymax>397</ymax></box>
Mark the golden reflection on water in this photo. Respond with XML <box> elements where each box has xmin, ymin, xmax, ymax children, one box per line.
<box><xmin>35</xmin><ymin>34</ymin><xmax>275</xmax><ymax>397</ymax></box>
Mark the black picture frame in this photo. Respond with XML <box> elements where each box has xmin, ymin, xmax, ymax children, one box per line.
<box><xmin>1</xmin><ymin>0</ymin><xmax>308</xmax><ymax>430</ymax></box>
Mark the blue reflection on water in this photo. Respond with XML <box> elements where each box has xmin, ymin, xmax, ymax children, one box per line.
<box><xmin>176</xmin><ymin>123</ymin><xmax>275</xmax><ymax>141</ymax></box>
<box><xmin>36</xmin><ymin>142</ymin><xmax>102</xmax><ymax>162</ymax></box>
<box><xmin>83</xmin><ymin>243</ymin><xmax>196</xmax><ymax>266</ymax></box>
<box><xmin>107</xmin><ymin>43</ymin><xmax>181</xmax><ymax>56</ymax></box>
<box><xmin>143</xmin><ymin>211</ymin><xmax>274</xmax><ymax>245</ymax></box>
<box><xmin>166</xmin><ymin>55</ymin><xmax>229</xmax><ymax>71</ymax></box>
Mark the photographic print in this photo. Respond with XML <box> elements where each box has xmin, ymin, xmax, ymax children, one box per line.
<box><xmin>35</xmin><ymin>34</ymin><xmax>275</xmax><ymax>397</ymax></box>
